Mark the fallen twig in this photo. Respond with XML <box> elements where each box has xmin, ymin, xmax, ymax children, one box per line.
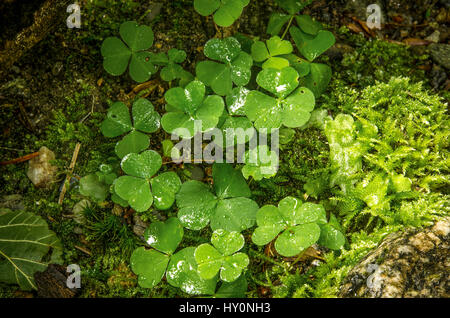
<box><xmin>74</xmin><ymin>245</ymin><xmax>91</xmax><ymax>256</ymax></box>
<box><xmin>0</xmin><ymin>151</ymin><xmax>39</xmax><ymax>166</ymax></box>
<box><xmin>79</xmin><ymin>96</ymin><xmax>95</xmax><ymax>123</ymax></box>
<box><xmin>58</xmin><ymin>143</ymin><xmax>81</xmax><ymax>205</ymax></box>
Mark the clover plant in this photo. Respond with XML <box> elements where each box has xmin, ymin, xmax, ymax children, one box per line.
<box><xmin>251</xmin><ymin>36</ymin><xmax>293</xmax><ymax>69</ymax></box>
<box><xmin>195</xmin><ymin>229</ymin><xmax>249</xmax><ymax>282</ymax></box>
<box><xmin>252</xmin><ymin>197</ymin><xmax>345</xmax><ymax>257</ymax></box>
<box><xmin>161</xmin><ymin>80</ymin><xmax>224</xmax><ymax>138</ymax></box>
<box><xmin>150</xmin><ymin>48</ymin><xmax>194</xmax><ymax>83</ymax></box>
<box><xmin>101</xmin><ymin>21</ymin><xmax>157</xmax><ymax>82</ymax></box>
<box><xmin>289</xmin><ymin>20</ymin><xmax>335</xmax><ymax>97</ymax></box>
<box><xmin>76</xmin><ymin>0</ymin><xmax>346</xmax><ymax>298</ymax></box>
<box><xmin>79</xmin><ymin>162</ymin><xmax>119</xmax><ymax>202</ymax></box>
<box><xmin>131</xmin><ymin>218</ymin><xmax>217</xmax><ymax>294</ymax></box>
<box><xmin>196</xmin><ymin>37</ymin><xmax>253</xmax><ymax>96</ymax></box>
<box><xmin>266</xmin><ymin>1</ymin><xmax>313</xmax><ymax>35</ymax></box>
<box><xmin>211</xmin><ymin>275</ymin><xmax>248</xmax><ymax>298</ymax></box>
<box><xmin>215</xmin><ymin>87</ymin><xmax>255</xmax><ymax>146</ymax></box>
<box><xmin>265</xmin><ymin>0</ymin><xmax>336</xmax><ymax>98</ymax></box>
<box><xmin>100</xmin><ymin>98</ymin><xmax>161</xmax><ymax>159</ymax></box>
<box><xmin>113</xmin><ymin>150</ymin><xmax>181</xmax><ymax>212</ymax></box>
<box><xmin>244</xmin><ymin>67</ymin><xmax>316</xmax><ymax>130</ymax></box>
<box><xmin>176</xmin><ymin>163</ymin><xmax>258</xmax><ymax>232</ymax></box>
<box><xmin>242</xmin><ymin>145</ymin><xmax>279</xmax><ymax>181</ymax></box>
<box><xmin>194</xmin><ymin>0</ymin><xmax>250</xmax><ymax>27</ymax></box>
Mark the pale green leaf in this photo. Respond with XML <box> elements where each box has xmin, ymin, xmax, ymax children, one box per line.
<box><xmin>167</xmin><ymin>247</ymin><xmax>218</xmax><ymax>295</ymax></box>
<box><xmin>130</xmin><ymin>247</ymin><xmax>168</xmax><ymax>288</ymax></box>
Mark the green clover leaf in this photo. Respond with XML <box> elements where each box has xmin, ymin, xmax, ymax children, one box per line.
<box><xmin>79</xmin><ymin>161</ymin><xmax>119</xmax><ymax>202</ymax></box>
<box><xmin>289</xmin><ymin>26</ymin><xmax>336</xmax><ymax>62</ymax></box>
<box><xmin>283</xmin><ymin>54</ymin><xmax>311</xmax><ymax>77</ymax></box>
<box><xmin>242</xmin><ymin>145</ymin><xmax>279</xmax><ymax>181</ymax></box>
<box><xmin>195</xmin><ymin>229</ymin><xmax>249</xmax><ymax>282</ymax></box>
<box><xmin>196</xmin><ymin>37</ymin><xmax>253</xmax><ymax>96</ymax></box>
<box><xmin>244</xmin><ymin>67</ymin><xmax>315</xmax><ymax>130</ymax></box>
<box><xmin>296</xmin><ymin>15</ymin><xmax>323</xmax><ymax>35</ymax></box>
<box><xmin>155</xmin><ymin>49</ymin><xmax>188</xmax><ymax>82</ymax></box>
<box><xmin>130</xmin><ymin>247</ymin><xmax>169</xmax><ymax>289</ymax></box>
<box><xmin>144</xmin><ymin>217</ymin><xmax>184</xmax><ymax>255</ymax></box>
<box><xmin>194</xmin><ymin>0</ymin><xmax>250</xmax><ymax>27</ymax></box>
<box><xmin>274</xmin><ymin>0</ymin><xmax>307</xmax><ymax>14</ymax></box>
<box><xmin>114</xmin><ymin>150</ymin><xmax>180</xmax><ymax>212</ymax></box>
<box><xmin>252</xmin><ymin>197</ymin><xmax>328</xmax><ymax>257</ymax></box>
<box><xmin>251</xmin><ymin>36</ymin><xmax>293</xmax><ymax>69</ymax></box>
<box><xmin>131</xmin><ymin>218</ymin><xmax>214</xmax><ymax>292</ymax></box>
<box><xmin>101</xmin><ymin>21</ymin><xmax>157</xmax><ymax>82</ymax></box>
<box><xmin>318</xmin><ymin>214</ymin><xmax>346</xmax><ymax>250</ymax></box>
<box><xmin>79</xmin><ymin>174</ymin><xmax>110</xmax><ymax>203</ymax></box>
<box><xmin>161</xmin><ymin>80</ymin><xmax>224</xmax><ymax>138</ymax></box>
<box><xmin>151</xmin><ymin>172</ymin><xmax>182</xmax><ymax>210</ymax></box>
<box><xmin>226</xmin><ymin>86</ymin><xmax>249</xmax><ymax>116</ymax></box>
<box><xmin>100</xmin><ymin>99</ymin><xmax>161</xmax><ymax>159</ymax></box>
<box><xmin>166</xmin><ymin>247</ymin><xmax>218</xmax><ymax>295</ymax></box>
<box><xmin>304</xmin><ymin>63</ymin><xmax>332</xmax><ymax>98</ymax></box>
<box><xmin>267</xmin><ymin>13</ymin><xmax>293</xmax><ymax>36</ymax></box>
<box><xmin>176</xmin><ymin>163</ymin><xmax>258</xmax><ymax>231</ymax></box>
<box><xmin>213</xmin><ymin>275</ymin><xmax>248</xmax><ymax>298</ymax></box>
<box><xmin>214</xmin><ymin>86</ymin><xmax>255</xmax><ymax>146</ymax></box>
<box><xmin>218</xmin><ymin>112</ymin><xmax>255</xmax><ymax>146</ymax></box>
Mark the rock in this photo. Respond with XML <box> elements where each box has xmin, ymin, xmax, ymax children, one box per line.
<box><xmin>0</xmin><ymin>194</ymin><xmax>24</xmax><ymax>210</ymax></box>
<box><xmin>132</xmin><ymin>214</ymin><xmax>148</xmax><ymax>238</ymax></box>
<box><xmin>339</xmin><ymin>218</ymin><xmax>450</xmax><ymax>298</ymax></box>
<box><xmin>111</xmin><ymin>204</ymin><xmax>123</xmax><ymax>217</ymax></box>
<box><xmin>429</xmin><ymin>43</ymin><xmax>450</xmax><ymax>69</ymax></box>
<box><xmin>425</xmin><ymin>30</ymin><xmax>440</xmax><ymax>43</ymax></box>
<box><xmin>72</xmin><ymin>199</ymin><xmax>91</xmax><ymax>225</ymax></box>
<box><xmin>26</xmin><ymin>146</ymin><xmax>58</xmax><ymax>188</ymax></box>
<box><xmin>430</xmin><ymin>65</ymin><xmax>448</xmax><ymax>90</ymax></box>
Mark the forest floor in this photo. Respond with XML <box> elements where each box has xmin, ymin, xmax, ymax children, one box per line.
<box><xmin>0</xmin><ymin>0</ymin><xmax>448</xmax><ymax>298</ymax></box>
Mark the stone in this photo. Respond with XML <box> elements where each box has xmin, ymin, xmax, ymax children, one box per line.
<box><xmin>132</xmin><ymin>214</ymin><xmax>148</xmax><ymax>238</ymax></box>
<box><xmin>429</xmin><ymin>43</ymin><xmax>450</xmax><ymax>69</ymax></box>
<box><xmin>26</xmin><ymin>146</ymin><xmax>58</xmax><ymax>188</ymax></box>
<box><xmin>425</xmin><ymin>30</ymin><xmax>440</xmax><ymax>43</ymax></box>
<box><xmin>339</xmin><ymin>217</ymin><xmax>450</xmax><ymax>298</ymax></box>
<box><xmin>111</xmin><ymin>204</ymin><xmax>123</xmax><ymax>217</ymax></box>
<box><xmin>0</xmin><ymin>194</ymin><xmax>24</xmax><ymax>210</ymax></box>
<box><xmin>72</xmin><ymin>199</ymin><xmax>91</xmax><ymax>225</ymax></box>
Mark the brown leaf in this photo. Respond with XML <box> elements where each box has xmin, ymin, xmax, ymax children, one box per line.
<box><xmin>347</xmin><ymin>23</ymin><xmax>363</xmax><ymax>33</ymax></box>
<box><xmin>403</xmin><ymin>38</ymin><xmax>432</xmax><ymax>46</ymax></box>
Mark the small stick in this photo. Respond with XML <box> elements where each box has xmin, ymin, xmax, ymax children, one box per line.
<box><xmin>0</xmin><ymin>152</ymin><xmax>40</xmax><ymax>166</ymax></box>
<box><xmin>58</xmin><ymin>143</ymin><xmax>81</xmax><ymax>205</ymax></box>
<box><xmin>79</xmin><ymin>96</ymin><xmax>95</xmax><ymax>123</ymax></box>
<box><xmin>74</xmin><ymin>245</ymin><xmax>91</xmax><ymax>256</ymax></box>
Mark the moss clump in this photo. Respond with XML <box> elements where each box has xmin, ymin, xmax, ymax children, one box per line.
<box><xmin>332</xmin><ymin>27</ymin><xmax>429</xmax><ymax>88</ymax></box>
<box><xmin>268</xmin><ymin>76</ymin><xmax>449</xmax><ymax>298</ymax></box>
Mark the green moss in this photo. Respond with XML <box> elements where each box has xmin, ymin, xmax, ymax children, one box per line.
<box><xmin>333</xmin><ymin>27</ymin><xmax>429</xmax><ymax>88</ymax></box>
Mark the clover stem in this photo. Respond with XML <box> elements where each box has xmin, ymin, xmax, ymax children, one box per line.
<box><xmin>281</xmin><ymin>15</ymin><xmax>295</xmax><ymax>41</ymax></box>
<box><xmin>248</xmin><ymin>249</ymin><xmax>286</xmax><ymax>269</ymax></box>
